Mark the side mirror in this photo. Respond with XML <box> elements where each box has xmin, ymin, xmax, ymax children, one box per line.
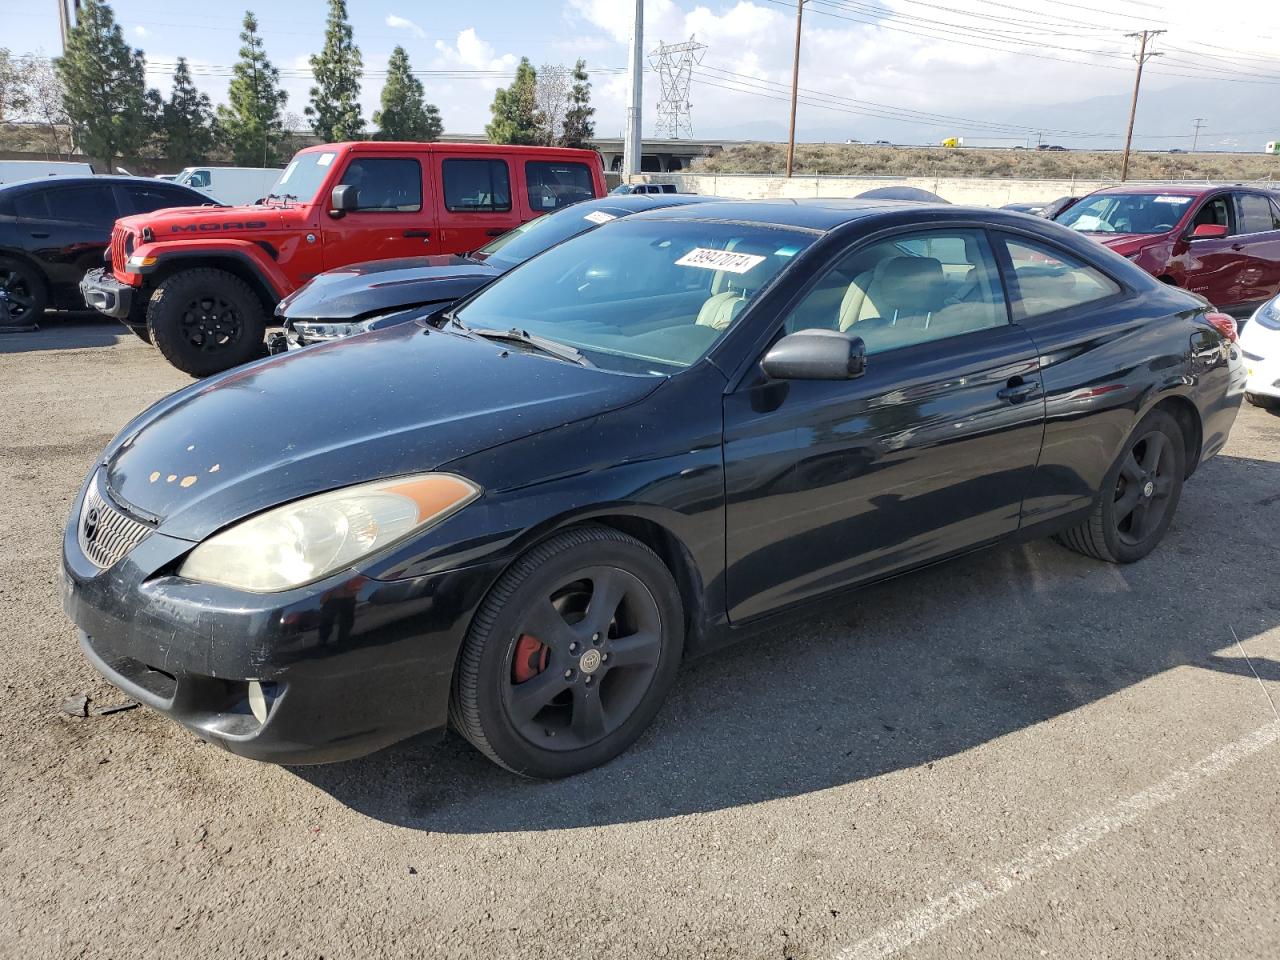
<box><xmin>329</xmin><ymin>184</ymin><xmax>359</xmax><ymax>217</ymax></box>
<box><xmin>761</xmin><ymin>329</ymin><xmax>867</xmax><ymax>380</ymax></box>
<box><xmin>1189</xmin><ymin>223</ymin><xmax>1228</xmax><ymax>240</ymax></box>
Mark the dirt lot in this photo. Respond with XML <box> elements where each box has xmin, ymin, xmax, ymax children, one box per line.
<box><xmin>1</xmin><ymin>317</ymin><xmax>1278</xmax><ymax>960</ymax></box>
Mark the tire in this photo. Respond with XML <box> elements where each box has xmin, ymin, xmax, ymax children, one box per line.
<box><xmin>147</xmin><ymin>268</ymin><xmax>267</xmax><ymax>376</ymax></box>
<box><xmin>1246</xmin><ymin>392</ymin><xmax>1280</xmax><ymax>411</ymax></box>
<box><xmin>0</xmin><ymin>255</ymin><xmax>48</xmax><ymax>329</ymax></box>
<box><xmin>1054</xmin><ymin>409</ymin><xmax>1186</xmax><ymax>563</ymax></box>
<box><xmin>450</xmin><ymin>525</ymin><xmax>684</xmax><ymax>778</ymax></box>
<box><xmin>125</xmin><ymin>324</ymin><xmax>153</xmax><ymax>344</ymax></box>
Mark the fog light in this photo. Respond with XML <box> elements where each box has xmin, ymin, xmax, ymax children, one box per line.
<box><xmin>248</xmin><ymin>681</ymin><xmax>269</xmax><ymax>724</ymax></box>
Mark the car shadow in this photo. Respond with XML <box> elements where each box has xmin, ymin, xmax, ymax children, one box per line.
<box><xmin>293</xmin><ymin>450</ymin><xmax>1280</xmax><ymax>833</ymax></box>
<box><xmin>0</xmin><ymin>312</ymin><xmax>128</xmax><ymax>353</ymax></box>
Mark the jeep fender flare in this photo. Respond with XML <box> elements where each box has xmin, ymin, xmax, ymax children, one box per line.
<box><xmin>132</xmin><ymin>239</ymin><xmax>292</xmax><ymax>306</ymax></box>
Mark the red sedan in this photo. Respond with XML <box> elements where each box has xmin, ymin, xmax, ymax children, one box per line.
<box><xmin>1055</xmin><ymin>184</ymin><xmax>1280</xmax><ymax>317</ymax></box>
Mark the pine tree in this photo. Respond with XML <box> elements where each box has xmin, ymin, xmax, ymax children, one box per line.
<box><xmin>162</xmin><ymin>57</ymin><xmax>214</xmax><ymax>166</ymax></box>
<box><xmin>561</xmin><ymin>59</ymin><xmax>595</xmax><ymax>148</ymax></box>
<box><xmin>215</xmin><ymin>11</ymin><xmax>288</xmax><ymax>167</ymax></box>
<box><xmin>54</xmin><ymin>0</ymin><xmax>156</xmax><ymax>171</ymax></box>
<box><xmin>372</xmin><ymin>46</ymin><xmax>442</xmax><ymax>141</ymax></box>
<box><xmin>486</xmin><ymin>57</ymin><xmax>540</xmax><ymax>145</ymax></box>
<box><xmin>306</xmin><ymin>0</ymin><xmax>364</xmax><ymax>142</ymax></box>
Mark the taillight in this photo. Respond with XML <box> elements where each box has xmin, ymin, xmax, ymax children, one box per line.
<box><xmin>1205</xmin><ymin>311</ymin><xmax>1237</xmax><ymax>343</ymax></box>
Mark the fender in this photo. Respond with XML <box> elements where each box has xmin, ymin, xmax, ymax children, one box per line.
<box><xmin>129</xmin><ymin>238</ymin><xmax>291</xmax><ymax>301</ymax></box>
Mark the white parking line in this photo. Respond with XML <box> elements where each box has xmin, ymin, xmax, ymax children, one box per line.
<box><xmin>833</xmin><ymin>720</ymin><xmax>1280</xmax><ymax>960</ymax></box>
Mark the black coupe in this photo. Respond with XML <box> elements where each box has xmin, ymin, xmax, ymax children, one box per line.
<box><xmin>62</xmin><ymin>199</ymin><xmax>1245</xmax><ymax>777</ymax></box>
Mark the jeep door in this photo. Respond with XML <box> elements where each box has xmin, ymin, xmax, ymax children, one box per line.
<box><xmin>432</xmin><ymin>154</ymin><xmax>524</xmax><ymax>255</ymax></box>
<box><xmin>321</xmin><ymin>154</ymin><xmax>439</xmax><ymax>269</ymax></box>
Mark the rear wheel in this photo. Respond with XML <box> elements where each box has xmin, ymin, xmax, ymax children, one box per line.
<box><xmin>147</xmin><ymin>268</ymin><xmax>267</xmax><ymax>376</ymax></box>
<box><xmin>0</xmin><ymin>256</ymin><xmax>47</xmax><ymax>330</ymax></box>
<box><xmin>1054</xmin><ymin>409</ymin><xmax>1186</xmax><ymax>563</ymax></box>
<box><xmin>450</xmin><ymin>526</ymin><xmax>684</xmax><ymax>778</ymax></box>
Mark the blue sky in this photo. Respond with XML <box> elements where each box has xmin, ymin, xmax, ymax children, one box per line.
<box><xmin>5</xmin><ymin>0</ymin><xmax>1277</xmax><ymax>148</ymax></box>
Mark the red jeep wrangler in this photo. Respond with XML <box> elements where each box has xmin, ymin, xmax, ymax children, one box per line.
<box><xmin>81</xmin><ymin>141</ymin><xmax>605</xmax><ymax>375</ymax></box>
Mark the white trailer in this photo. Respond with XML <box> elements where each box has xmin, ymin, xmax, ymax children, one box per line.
<box><xmin>0</xmin><ymin>160</ymin><xmax>95</xmax><ymax>183</ymax></box>
<box><xmin>171</xmin><ymin>166</ymin><xmax>284</xmax><ymax>206</ymax></box>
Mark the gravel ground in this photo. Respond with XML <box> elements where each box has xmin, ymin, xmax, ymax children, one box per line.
<box><xmin>2</xmin><ymin>317</ymin><xmax>1278</xmax><ymax>960</ymax></box>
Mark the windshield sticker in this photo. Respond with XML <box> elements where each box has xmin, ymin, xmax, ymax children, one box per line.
<box><xmin>316</xmin><ymin>152</ymin><xmax>335</xmax><ymax>167</ymax></box>
<box><xmin>774</xmin><ymin>245</ymin><xmax>800</xmax><ymax>257</ymax></box>
<box><xmin>1153</xmin><ymin>195</ymin><xmax>1191</xmax><ymax>204</ymax></box>
<box><xmin>675</xmin><ymin>248</ymin><xmax>767</xmax><ymax>274</ymax></box>
<box><xmin>583</xmin><ymin>210</ymin><xmax>617</xmax><ymax>225</ymax></box>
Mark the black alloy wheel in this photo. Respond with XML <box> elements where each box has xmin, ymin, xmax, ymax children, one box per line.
<box><xmin>451</xmin><ymin>526</ymin><xmax>684</xmax><ymax>778</ymax></box>
<box><xmin>147</xmin><ymin>267</ymin><xmax>268</xmax><ymax>377</ymax></box>
<box><xmin>0</xmin><ymin>257</ymin><xmax>46</xmax><ymax>331</ymax></box>
<box><xmin>1055</xmin><ymin>408</ymin><xmax>1185</xmax><ymax>563</ymax></box>
<box><xmin>1111</xmin><ymin>430</ymin><xmax>1175</xmax><ymax>547</ymax></box>
<box><xmin>178</xmin><ymin>293</ymin><xmax>244</xmax><ymax>353</ymax></box>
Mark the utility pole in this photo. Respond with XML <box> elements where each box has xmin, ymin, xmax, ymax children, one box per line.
<box><xmin>622</xmin><ymin>0</ymin><xmax>644</xmax><ymax>178</ymax></box>
<box><xmin>56</xmin><ymin>0</ymin><xmax>71</xmax><ymax>52</ymax></box>
<box><xmin>1120</xmin><ymin>29</ymin><xmax>1164</xmax><ymax>181</ymax></box>
<box><xmin>1191</xmin><ymin>117</ymin><xmax>1206</xmax><ymax>152</ymax></box>
<box><xmin>785</xmin><ymin>0</ymin><xmax>805</xmax><ymax>178</ymax></box>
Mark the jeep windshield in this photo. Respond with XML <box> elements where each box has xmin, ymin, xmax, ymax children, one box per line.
<box><xmin>267</xmin><ymin>151</ymin><xmax>338</xmax><ymax>203</ymax></box>
<box><xmin>452</xmin><ymin>219</ymin><xmax>813</xmax><ymax>376</ymax></box>
<box><xmin>1056</xmin><ymin>193</ymin><xmax>1194</xmax><ymax>235</ymax></box>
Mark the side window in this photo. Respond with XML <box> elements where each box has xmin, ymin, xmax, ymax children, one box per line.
<box><xmin>185</xmin><ymin>170</ymin><xmax>211</xmax><ymax>188</ymax></box>
<box><xmin>1001</xmin><ymin>237</ymin><xmax>1121</xmax><ymax>321</ymax></box>
<box><xmin>525</xmin><ymin>160</ymin><xmax>593</xmax><ymax>211</ymax></box>
<box><xmin>1235</xmin><ymin>194</ymin><xmax>1278</xmax><ymax>235</ymax></box>
<box><xmin>1191</xmin><ymin>196</ymin><xmax>1232</xmax><ymax>232</ymax></box>
<box><xmin>338</xmin><ymin>158</ymin><xmax>422</xmax><ymax>212</ymax></box>
<box><xmin>42</xmin><ymin>185</ymin><xmax>119</xmax><ymax>228</ymax></box>
<box><xmin>126</xmin><ymin>184</ymin><xmax>195</xmax><ymax>214</ymax></box>
<box><xmin>442</xmin><ymin>158</ymin><xmax>511</xmax><ymax>212</ymax></box>
<box><xmin>783</xmin><ymin>228</ymin><xmax>1008</xmax><ymax>355</ymax></box>
<box><xmin>13</xmin><ymin>192</ymin><xmax>49</xmax><ymax>219</ymax></box>
<box><xmin>1270</xmin><ymin>198</ymin><xmax>1280</xmax><ymax>231</ymax></box>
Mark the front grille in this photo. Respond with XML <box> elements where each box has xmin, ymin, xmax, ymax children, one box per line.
<box><xmin>109</xmin><ymin>226</ymin><xmax>128</xmax><ymax>274</ymax></box>
<box><xmin>78</xmin><ymin>473</ymin><xmax>152</xmax><ymax>570</ymax></box>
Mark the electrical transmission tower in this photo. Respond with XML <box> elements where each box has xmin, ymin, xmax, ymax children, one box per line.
<box><xmin>649</xmin><ymin>36</ymin><xmax>707</xmax><ymax>139</ymax></box>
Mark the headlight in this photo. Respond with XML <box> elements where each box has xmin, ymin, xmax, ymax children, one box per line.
<box><xmin>178</xmin><ymin>473</ymin><xmax>480</xmax><ymax>592</ymax></box>
<box><xmin>1251</xmin><ymin>295</ymin><xmax>1280</xmax><ymax>331</ymax></box>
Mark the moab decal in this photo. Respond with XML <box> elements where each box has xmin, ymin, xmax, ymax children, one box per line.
<box><xmin>170</xmin><ymin>221</ymin><xmax>269</xmax><ymax>233</ymax></box>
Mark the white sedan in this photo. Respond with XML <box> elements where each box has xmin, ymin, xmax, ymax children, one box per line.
<box><xmin>1241</xmin><ymin>295</ymin><xmax>1280</xmax><ymax>410</ymax></box>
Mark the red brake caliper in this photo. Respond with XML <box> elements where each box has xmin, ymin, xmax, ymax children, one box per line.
<box><xmin>512</xmin><ymin>634</ymin><xmax>550</xmax><ymax>683</ymax></box>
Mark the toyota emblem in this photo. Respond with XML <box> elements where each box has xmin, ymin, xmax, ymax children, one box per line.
<box><xmin>83</xmin><ymin>507</ymin><xmax>100</xmax><ymax>542</ymax></box>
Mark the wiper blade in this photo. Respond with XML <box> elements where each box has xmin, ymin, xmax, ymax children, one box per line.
<box><xmin>465</xmin><ymin>326</ymin><xmax>593</xmax><ymax>367</ymax></box>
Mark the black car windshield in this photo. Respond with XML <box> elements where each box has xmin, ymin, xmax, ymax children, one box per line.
<box><xmin>268</xmin><ymin>151</ymin><xmax>338</xmax><ymax>202</ymax></box>
<box><xmin>473</xmin><ymin>204</ymin><xmax>629</xmax><ymax>270</ymax></box>
<box><xmin>454</xmin><ymin>219</ymin><xmax>814</xmax><ymax>374</ymax></box>
<box><xmin>1056</xmin><ymin>193</ymin><xmax>1194</xmax><ymax>234</ymax></box>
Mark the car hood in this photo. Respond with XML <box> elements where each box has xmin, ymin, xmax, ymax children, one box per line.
<box><xmin>1086</xmin><ymin>232</ymin><xmax>1158</xmax><ymax>255</ymax></box>
<box><xmin>103</xmin><ymin>324</ymin><xmax>659</xmax><ymax>541</ymax></box>
<box><xmin>277</xmin><ymin>255</ymin><xmax>501</xmax><ymax>322</ymax></box>
<box><xmin>116</xmin><ymin>203</ymin><xmax>296</xmax><ymax>235</ymax></box>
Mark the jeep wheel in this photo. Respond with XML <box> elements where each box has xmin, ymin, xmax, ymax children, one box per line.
<box><xmin>147</xmin><ymin>268</ymin><xmax>267</xmax><ymax>376</ymax></box>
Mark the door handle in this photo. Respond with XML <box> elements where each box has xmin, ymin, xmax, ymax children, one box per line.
<box><xmin>402</xmin><ymin>229</ymin><xmax>431</xmax><ymax>239</ymax></box>
<box><xmin>485</xmin><ymin>229</ymin><xmax>506</xmax><ymax>237</ymax></box>
<box><xmin>997</xmin><ymin>378</ymin><xmax>1040</xmax><ymax>403</ymax></box>
<box><xmin>1231</xmin><ymin>243</ymin><xmax>1245</xmax><ymax>251</ymax></box>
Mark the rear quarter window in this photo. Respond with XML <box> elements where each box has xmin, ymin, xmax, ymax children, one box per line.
<box><xmin>525</xmin><ymin>160</ymin><xmax>594</xmax><ymax>211</ymax></box>
<box><xmin>1000</xmin><ymin>236</ymin><xmax>1122</xmax><ymax>321</ymax></box>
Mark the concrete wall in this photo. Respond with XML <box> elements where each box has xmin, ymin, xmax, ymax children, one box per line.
<box><xmin>634</xmin><ymin>172</ymin><xmax>1228</xmax><ymax>206</ymax></box>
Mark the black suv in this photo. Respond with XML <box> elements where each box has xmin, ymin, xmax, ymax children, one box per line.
<box><xmin>0</xmin><ymin>176</ymin><xmax>215</xmax><ymax>330</ymax></box>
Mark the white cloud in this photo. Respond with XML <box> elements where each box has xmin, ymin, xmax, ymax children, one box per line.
<box><xmin>131</xmin><ymin>25</ymin><xmax>148</xmax><ymax>40</ymax></box>
<box><xmin>385</xmin><ymin>14</ymin><xmax>426</xmax><ymax>40</ymax></box>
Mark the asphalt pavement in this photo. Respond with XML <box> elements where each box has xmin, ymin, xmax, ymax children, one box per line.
<box><xmin>1</xmin><ymin>316</ymin><xmax>1277</xmax><ymax>959</ymax></box>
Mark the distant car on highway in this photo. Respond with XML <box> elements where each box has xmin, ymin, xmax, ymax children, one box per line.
<box><xmin>1055</xmin><ymin>184</ymin><xmax>1280</xmax><ymax>316</ymax></box>
<box><xmin>1240</xmin><ymin>293</ymin><xmax>1280</xmax><ymax>410</ymax></box>
<box><xmin>275</xmin><ymin>193</ymin><xmax>715</xmax><ymax>350</ymax></box>
<box><xmin>63</xmin><ymin>198</ymin><xmax>1244</xmax><ymax>775</ymax></box>
<box><xmin>0</xmin><ymin>176</ymin><xmax>216</xmax><ymax>331</ymax></box>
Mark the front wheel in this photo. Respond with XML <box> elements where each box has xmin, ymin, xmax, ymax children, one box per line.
<box><xmin>450</xmin><ymin>526</ymin><xmax>684</xmax><ymax>778</ymax></box>
<box><xmin>0</xmin><ymin>256</ymin><xmax>47</xmax><ymax>330</ymax></box>
<box><xmin>1054</xmin><ymin>409</ymin><xmax>1186</xmax><ymax>563</ymax></box>
<box><xmin>147</xmin><ymin>268</ymin><xmax>267</xmax><ymax>376</ymax></box>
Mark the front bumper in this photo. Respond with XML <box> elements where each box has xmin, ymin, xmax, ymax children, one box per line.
<box><xmin>80</xmin><ymin>268</ymin><xmax>135</xmax><ymax>320</ymax></box>
<box><xmin>62</xmin><ymin>482</ymin><xmax>499</xmax><ymax>765</ymax></box>
<box><xmin>1242</xmin><ymin>348</ymin><xmax>1280</xmax><ymax>400</ymax></box>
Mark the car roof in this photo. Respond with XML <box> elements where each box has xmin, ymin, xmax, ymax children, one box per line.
<box><xmin>299</xmin><ymin>141</ymin><xmax>601</xmax><ymax>160</ymax></box>
<box><xmin>1080</xmin><ymin>183</ymin><xmax>1273</xmax><ymax>198</ymax></box>
<box><xmin>573</xmin><ymin>194</ymin><xmax>717</xmax><ymax>213</ymax></box>
<box><xmin>0</xmin><ymin>175</ymin><xmax>205</xmax><ymax>193</ymax></box>
<box><xmin>623</xmin><ymin>197</ymin><xmax>1017</xmax><ymax>232</ymax></box>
